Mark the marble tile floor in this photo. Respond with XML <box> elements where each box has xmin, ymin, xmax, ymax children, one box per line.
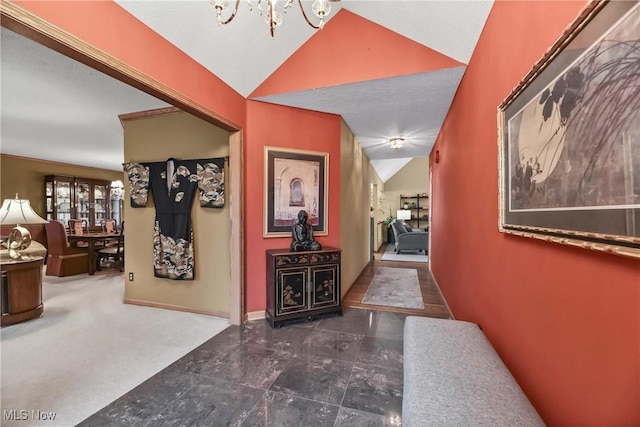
<box><xmin>79</xmin><ymin>307</ymin><xmax>406</xmax><ymax>427</ymax></box>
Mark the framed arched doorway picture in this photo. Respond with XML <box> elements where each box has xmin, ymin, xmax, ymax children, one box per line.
<box><xmin>264</xmin><ymin>146</ymin><xmax>328</xmax><ymax>237</ymax></box>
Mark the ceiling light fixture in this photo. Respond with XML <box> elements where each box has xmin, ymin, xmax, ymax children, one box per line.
<box><xmin>209</xmin><ymin>0</ymin><xmax>337</xmax><ymax>37</ymax></box>
<box><xmin>388</xmin><ymin>137</ymin><xmax>405</xmax><ymax>149</ymax></box>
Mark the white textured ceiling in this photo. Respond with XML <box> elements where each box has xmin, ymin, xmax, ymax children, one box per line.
<box><xmin>1</xmin><ymin>0</ymin><xmax>494</xmax><ymax>181</ymax></box>
<box><xmin>115</xmin><ymin>0</ymin><xmax>492</xmax><ymax>97</ymax></box>
<box><xmin>255</xmin><ymin>67</ymin><xmax>465</xmax><ymax>156</ymax></box>
<box><xmin>0</xmin><ymin>28</ymin><xmax>170</xmax><ymax>171</ymax></box>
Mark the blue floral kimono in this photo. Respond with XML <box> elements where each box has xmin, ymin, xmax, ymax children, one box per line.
<box><xmin>124</xmin><ymin>158</ymin><xmax>224</xmax><ymax>280</ymax></box>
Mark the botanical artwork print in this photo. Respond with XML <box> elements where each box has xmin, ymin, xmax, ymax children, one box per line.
<box><xmin>508</xmin><ymin>4</ymin><xmax>640</xmax><ymax>212</ymax></box>
<box><xmin>124</xmin><ymin>158</ymin><xmax>225</xmax><ymax>280</ymax></box>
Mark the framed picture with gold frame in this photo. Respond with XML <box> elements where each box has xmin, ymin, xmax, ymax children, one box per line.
<box><xmin>497</xmin><ymin>0</ymin><xmax>640</xmax><ymax>259</ymax></box>
<box><xmin>264</xmin><ymin>147</ymin><xmax>328</xmax><ymax>238</ymax></box>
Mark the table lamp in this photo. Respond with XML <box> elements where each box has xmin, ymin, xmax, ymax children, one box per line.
<box><xmin>397</xmin><ymin>209</ymin><xmax>412</xmax><ymax>221</ymax></box>
<box><xmin>0</xmin><ymin>194</ymin><xmax>48</xmax><ymax>259</ymax></box>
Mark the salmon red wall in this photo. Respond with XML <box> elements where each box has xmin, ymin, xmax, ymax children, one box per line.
<box><xmin>430</xmin><ymin>1</ymin><xmax>640</xmax><ymax>425</ymax></box>
<box><xmin>13</xmin><ymin>0</ymin><xmax>246</xmax><ymax>127</ymax></box>
<box><xmin>251</xmin><ymin>9</ymin><xmax>462</xmax><ymax>98</ymax></box>
<box><xmin>245</xmin><ymin>101</ymin><xmax>341</xmax><ymax>313</ymax></box>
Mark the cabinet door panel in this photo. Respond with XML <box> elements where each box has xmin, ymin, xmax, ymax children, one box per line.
<box><xmin>55</xmin><ymin>181</ymin><xmax>72</xmax><ymax>227</ymax></box>
<box><xmin>276</xmin><ymin>269</ymin><xmax>307</xmax><ymax>315</ymax></box>
<box><xmin>45</xmin><ymin>181</ymin><xmax>54</xmax><ymax>221</ymax></box>
<box><xmin>310</xmin><ymin>265</ymin><xmax>338</xmax><ymax>308</ymax></box>
<box><xmin>76</xmin><ymin>182</ymin><xmax>91</xmax><ymax>224</ymax></box>
<box><xmin>93</xmin><ymin>184</ymin><xmax>107</xmax><ymax>226</ymax></box>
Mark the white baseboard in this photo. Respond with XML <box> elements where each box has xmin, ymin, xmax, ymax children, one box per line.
<box><xmin>245</xmin><ymin>310</ymin><xmax>266</xmax><ymax>321</ymax></box>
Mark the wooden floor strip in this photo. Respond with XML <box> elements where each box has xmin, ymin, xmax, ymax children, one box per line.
<box><xmin>342</xmin><ymin>246</ymin><xmax>451</xmax><ymax>319</ymax></box>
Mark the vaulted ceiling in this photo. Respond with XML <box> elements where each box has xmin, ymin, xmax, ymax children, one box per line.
<box><xmin>1</xmin><ymin>1</ymin><xmax>494</xmax><ymax>181</ymax></box>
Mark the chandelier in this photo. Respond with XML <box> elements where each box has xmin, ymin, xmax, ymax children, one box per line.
<box><xmin>209</xmin><ymin>0</ymin><xmax>336</xmax><ymax>37</ymax></box>
<box><xmin>388</xmin><ymin>137</ymin><xmax>405</xmax><ymax>149</ymax></box>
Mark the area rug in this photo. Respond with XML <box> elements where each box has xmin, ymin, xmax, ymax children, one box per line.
<box><xmin>362</xmin><ymin>267</ymin><xmax>425</xmax><ymax>309</ymax></box>
<box><xmin>380</xmin><ymin>244</ymin><xmax>429</xmax><ymax>263</ymax></box>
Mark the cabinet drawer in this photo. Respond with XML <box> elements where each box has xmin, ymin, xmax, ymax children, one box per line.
<box><xmin>275</xmin><ymin>254</ymin><xmax>309</xmax><ymax>268</ymax></box>
<box><xmin>310</xmin><ymin>251</ymin><xmax>340</xmax><ymax>265</ymax></box>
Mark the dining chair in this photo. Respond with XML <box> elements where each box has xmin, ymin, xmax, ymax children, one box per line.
<box><xmin>45</xmin><ymin>220</ymin><xmax>90</xmax><ymax>276</ymax></box>
<box><xmin>101</xmin><ymin>218</ymin><xmax>117</xmax><ymax>234</ymax></box>
<box><xmin>100</xmin><ymin>218</ymin><xmax>119</xmax><ymax>247</ymax></box>
<box><xmin>96</xmin><ymin>221</ymin><xmax>124</xmax><ymax>272</ymax></box>
<box><xmin>68</xmin><ymin>219</ymin><xmax>89</xmax><ymax>248</ymax></box>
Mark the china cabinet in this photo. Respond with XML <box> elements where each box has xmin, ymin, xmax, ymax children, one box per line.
<box><xmin>44</xmin><ymin>175</ymin><xmax>112</xmax><ymax>228</ymax></box>
<box><xmin>266</xmin><ymin>247</ymin><xmax>342</xmax><ymax>328</ymax></box>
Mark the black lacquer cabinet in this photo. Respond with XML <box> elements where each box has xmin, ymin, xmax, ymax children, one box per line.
<box><xmin>266</xmin><ymin>247</ymin><xmax>342</xmax><ymax>328</ymax></box>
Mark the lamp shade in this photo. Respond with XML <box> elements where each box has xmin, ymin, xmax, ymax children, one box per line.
<box><xmin>1</xmin><ymin>196</ymin><xmax>47</xmax><ymax>259</ymax></box>
<box><xmin>0</xmin><ymin>197</ymin><xmax>48</xmax><ymax>225</ymax></box>
<box><xmin>397</xmin><ymin>209</ymin><xmax>412</xmax><ymax>221</ymax></box>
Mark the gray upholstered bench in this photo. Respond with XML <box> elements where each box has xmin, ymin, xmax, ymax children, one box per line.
<box><xmin>403</xmin><ymin>316</ymin><xmax>545</xmax><ymax>426</ymax></box>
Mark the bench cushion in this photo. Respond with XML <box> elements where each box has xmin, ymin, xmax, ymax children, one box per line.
<box><xmin>403</xmin><ymin>316</ymin><xmax>544</xmax><ymax>426</ymax></box>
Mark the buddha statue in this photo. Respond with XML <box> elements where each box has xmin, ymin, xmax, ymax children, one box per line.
<box><xmin>290</xmin><ymin>210</ymin><xmax>322</xmax><ymax>252</ymax></box>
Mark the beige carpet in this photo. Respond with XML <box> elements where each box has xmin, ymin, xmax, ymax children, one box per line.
<box><xmin>0</xmin><ymin>269</ymin><xmax>229</xmax><ymax>427</ymax></box>
<box><xmin>362</xmin><ymin>267</ymin><xmax>425</xmax><ymax>309</ymax></box>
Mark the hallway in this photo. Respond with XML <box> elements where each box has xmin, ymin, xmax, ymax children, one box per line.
<box><xmin>342</xmin><ymin>245</ymin><xmax>451</xmax><ymax>319</ymax></box>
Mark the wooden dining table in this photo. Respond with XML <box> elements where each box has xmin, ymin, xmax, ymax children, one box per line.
<box><xmin>67</xmin><ymin>232</ymin><xmax>122</xmax><ymax>275</ymax></box>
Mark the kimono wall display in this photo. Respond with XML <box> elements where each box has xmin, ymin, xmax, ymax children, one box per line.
<box><xmin>124</xmin><ymin>158</ymin><xmax>225</xmax><ymax>280</ymax></box>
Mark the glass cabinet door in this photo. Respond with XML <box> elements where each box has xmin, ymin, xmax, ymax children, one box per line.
<box><xmin>93</xmin><ymin>184</ymin><xmax>107</xmax><ymax>226</ymax></box>
<box><xmin>76</xmin><ymin>182</ymin><xmax>91</xmax><ymax>225</ymax></box>
<box><xmin>56</xmin><ymin>181</ymin><xmax>72</xmax><ymax>227</ymax></box>
<box><xmin>45</xmin><ymin>181</ymin><xmax>54</xmax><ymax>221</ymax></box>
<box><xmin>110</xmin><ymin>195</ymin><xmax>122</xmax><ymax>227</ymax></box>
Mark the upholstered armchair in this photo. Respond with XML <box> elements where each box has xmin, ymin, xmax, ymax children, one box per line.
<box><xmin>390</xmin><ymin>220</ymin><xmax>428</xmax><ymax>254</ymax></box>
<box><xmin>45</xmin><ymin>220</ymin><xmax>89</xmax><ymax>276</ymax></box>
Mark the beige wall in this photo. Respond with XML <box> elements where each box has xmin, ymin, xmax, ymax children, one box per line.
<box><xmin>339</xmin><ymin>120</ymin><xmax>372</xmax><ymax>296</ymax></box>
<box><xmin>0</xmin><ymin>155</ymin><xmax>122</xmax><ymax>217</ymax></box>
<box><xmin>369</xmin><ymin>165</ymin><xmax>385</xmax><ymax>251</ymax></box>
<box><xmin>383</xmin><ymin>157</ymin><xmax>429</xmax><ymax>226</ymax></box>
<box><xmin>122</xmin><ymin>111</ymin><xmax>231</xmax><ymax>316</ymax></box>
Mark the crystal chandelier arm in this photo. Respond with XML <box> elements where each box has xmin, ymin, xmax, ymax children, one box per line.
<box><xmin>216</xmin><ymin>0</ymin><xmax>242</xmax><ymax>25</ymax></box>
<box><xmin>269</xmin><ymin>0</ymin><xmax>276</xmax><ymax>37</ymax></box>
<box><xmin>297</xmin><ymin>0</ymin><xmax>322</xmax><ymax>29</ymax></box>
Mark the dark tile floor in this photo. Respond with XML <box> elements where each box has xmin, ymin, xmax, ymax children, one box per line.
<box><xmin>79</xmin><ymin>307</ymin><xmax>406</xmax><ymax>427</ymax></box>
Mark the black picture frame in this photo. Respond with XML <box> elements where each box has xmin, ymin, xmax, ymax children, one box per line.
<box><xmin>264</xmin><ymin>147</ymin><xmax>328</xmax><ymax>237</ymax></box>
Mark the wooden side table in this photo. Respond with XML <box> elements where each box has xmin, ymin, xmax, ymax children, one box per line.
<box><xmin>1</xmin><ymin>256</ymin><xmax>44</xmax><ymax>326</ymax></box>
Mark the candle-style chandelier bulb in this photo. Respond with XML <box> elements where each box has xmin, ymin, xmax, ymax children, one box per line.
<box><xmin>209</xmin><ymin>0</ymin><xmax>338</xmax><ymax>36</ymax></box>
